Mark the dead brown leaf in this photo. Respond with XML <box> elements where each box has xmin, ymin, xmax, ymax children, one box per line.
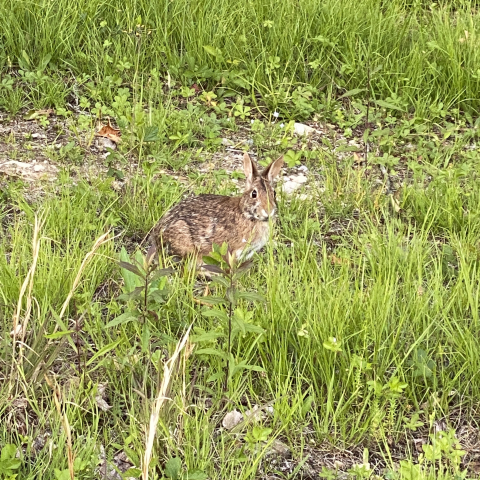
<box><xmin>353</xmin><ymin>152</ymin><xmax>362</xmax><ymax>164</ymax></box>
<box><xmin>330</xmin><ymin>254</ymin><xmax>349</xmax><ymax>266</ymax></box>
<box><xmin>96</xmin><ymin>119</ymin><xmax>122</xmax><ymax>144</ymax></box>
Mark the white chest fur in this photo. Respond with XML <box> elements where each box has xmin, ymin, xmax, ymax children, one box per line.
<box><xmin>236</xmin><ymin>223</ymin><xmax>270</xmax><ymax>260</ymax></box>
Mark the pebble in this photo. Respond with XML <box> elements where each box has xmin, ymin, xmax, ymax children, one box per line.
<box><xmin>293</xmin><ymin>122</ymin><xmax>315</xmax><ymax>136</ymax></box>
<box><xmin>291</xmin><ymin>174</ymin><xmax>307</xmax><ymax>184</ymax></box>
<box><xmin>282</xmin><ymin>172</ymin><xmax>309</xmax><ymax>194</ymax></box>
<box><xmin>266</xmin><ymin>439</ymin><xmax>291</xmax><ymax>457</ymax></box>
<box><xmin>282</xmin><ymin>181</ymin><xmax>301</xmax><ymax>195</ymax></box>
<box><xmin>222</xmin><ymin>410</ymin><xmax>243</xmax><ymax>430</ymax></box>
<box><xmin>97</xmin><ymin>137</ymin><xmax>117</xmax><ymax>151</ymax></box>
<box><xmin>297</xmin><ymin>165</ymin><xmax>308</xmax><ymax>172</ymax></box>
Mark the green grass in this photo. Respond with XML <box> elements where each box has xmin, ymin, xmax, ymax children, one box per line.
<box><xmin>2</xmin><ymin>0</ymin><xmax>480</xmax><ymax>118</ymax></box>
<box><xmin>1</xmin><ymin>128</ymin><xmax>480</xmax><ymax>478</ymax></box>
<box><xmin>2</xmin><ymin>0</ymin><xmax>480</xmax><ymax>478</ymax></box>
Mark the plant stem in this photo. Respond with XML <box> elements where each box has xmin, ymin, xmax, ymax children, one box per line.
<box><xmin>224</xmin><ymin>273</ymin><xmax>234</xmax><ymax>392</ymax></box>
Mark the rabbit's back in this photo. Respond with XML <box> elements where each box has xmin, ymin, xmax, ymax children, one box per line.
<box><xmin>153</xmin><ymin>194</ymin><xmax>269</xmax><ymax>259</ymax></box>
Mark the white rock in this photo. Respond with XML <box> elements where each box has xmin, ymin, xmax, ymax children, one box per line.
<box><xmin>297</xmin><ymin>165</ymin><xmax>308</xmax><ymax>172</ymax></box>
<box><xmin>268</xmin><ymin>439</ymin><xmax>291</xmax><ymax>457</ymax></box>
<box><xmin>244</xmin><ymin>405</ymin><xmax>264</xmax><ymax>421</ymax></box>
<box><xmin>282</xmin><ymin>181</ymin><xmax>301</xmax><ymax>195</ymax></box>
<box><xmin>222</xmin><ymin>410</ymin><xmax>243</xmax><ymax>430</ymax></box>
<box><xmin>291</xmin><ymin>174</ymin><xmax>307</xmax><ymax>184</ymax></box>
<box><xmin>0</xmin><ymin>159</ymin><xmax>58</xmax><ymax>181</ymax></box>
<box><xmin>31</xmin><ymin>133</ymin><xmax>46</xmax><ymax>139</ymax></box>
<box><xmin>97</xmin><ymin>137</ymin><xmax>117</xmax><ymax>151</ymax></box>
<box><xmin>221</xmin><ymin>138</ymin><xmax>233</xmax><ymax>146</ymax></box>
<box><xmin>293</xmin><ymin>123</ymin><xmax>315</xmax><ymax>136</ymax></box>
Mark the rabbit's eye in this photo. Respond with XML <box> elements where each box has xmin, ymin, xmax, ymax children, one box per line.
<box><xmin>251</xmin><ymin>189</ymin><xmax>257</xmax><ymax>198</ymax></box>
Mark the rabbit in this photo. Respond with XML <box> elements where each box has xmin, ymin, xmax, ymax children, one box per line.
<box><xmin>151</xmin><ymin>153</ymin><xmax>284</xmax><ymax>265</ymax></box>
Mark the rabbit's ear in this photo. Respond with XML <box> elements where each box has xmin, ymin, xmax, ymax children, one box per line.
<box><xmin>262</xmin><ymin>156</ymin><xmax>284</xmax><ymax>183</ymax></box>
<box><xmin>243</xmin><ymin>153</ymin><xmax>259</xmax><ymax>188</ymax></box>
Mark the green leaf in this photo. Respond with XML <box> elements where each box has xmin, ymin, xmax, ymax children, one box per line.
<box><xmin>73</xmin><ymin>457</ymin><xmax>88</xmax><ymax>471</ymax></box>
<box><xmin>243</xmin><ymin>324</ymin><xmax>265</xmax><ymax>335</ymax></box>
<box><xmin>119</xmin><ymin>247</ymin><xmax>144</xmax><ymax>291</ymax></box>
<box><xmin>301</xmin><ymin>395</ymin><xmax>315</xmax><ymax>417</ymax></box>
<box><xmin>251</xmin><ymin>426</ymin><xmax>272</xmax><ymax>442</ymax></box>
<box><xmin>21</xmin><ymin>50</ymin><xmax>31</xmax><ymax>67</ymax></box>
<box><xmin>38</xmin><ymin>53</ymin><xmax>52</xmax><ymax>72</ymax></box>
<box><xmin>86</xmin><ymin>340</ymin><xmax>121</xmax><ymax>366</ymax></box>
<box><xmin>374</xmin><ymin>99</ymin><xmax>405</xmax><ymax>112</ymax></box>
<box><xmin>143</xmin><ymin>125</ymin><xmax>160</xmax><ymax>142</ymax></box>
<box><xmin>210</xmin><ymin>276</ymin><xmax>229</xmax><ymax>288</ymax></box>
<box><xmin>123</xmin><ymin>446</ymin><xmax>140</xmax><ymax>465</ymax></box>
<box><xmin>195</xmin><ymin>348</ymin><xmax>227</xmax><ymax>359</ymax></box>
<box><xmin>122</xmin><ymin>467</ymin><xmax>142</xmax><ymax>478</ymax></box>
<box><xmin>206</xmin><ymin>372</ymin><xmax>224</xmax><ymax>383</ymax></box>
<box><xmin>141</xmin><ymin>322</ymin><xmax>150</xmax><ymax>352</ymax></box>
<box><xmin>232</xmin><ymin>361</ymin><xmax>265</xmax><ymax>376</ymax></box>
<box><xmin>1</xmin><ymin>444</ymin><xmax>17</xmax><ymax>461</ymax></box>
<box><xmin>118</xmin><ymin>286</ymin><xmax>144</xmax><ymax>301</ymax></box>
<box><xmin>323</xmin><ymin>337</ymin><xmax>342</xmax><ymax>353</ymax></box>
<box><xmin>54</xmin><ymin>468</ymin><xmax>71</xmax><ymax>480</ymax></box>
<box><xmin>195</xmin><ymin>296</ymin><xmax>225</xmax><ymax>305</ymax></box>
<box><xmin>335</xmin><ymin>145</ymin><xmax>362</xmax><ymax>153</ymax></box>
<box><xmin>164</xmin><ymin>457</ymin><xmax>182</xmax><ymax>480</ymax></box>
<box><xmin>151</xmin><ymin>268</ymin><xmax>175</xmax><ymax>281</ymax></box>
<box><xmin>1</xmin><ymin>458</ymin><xmax>22</xmax><ymax>470</ymax></box>
<box><xmin>203</xmin><ymin>45</ymin><xmax>222</xmax><ymax>59</ymax></box>
<box><xmin>340</xmin><ymin>88</ymin><xmax>366</xmax><ymax>98</ymax></box>
<box><xmin>104</xmin><ymin>311</ymin><xmax>139</xmax><ymax>328</ymax></box>
<box><xmin>201</xmin><ymin>255</ymin><xmax>221</xmax><ymax>266</ymax></box>
<box><xmin>242</xmin><ymin>364</ymin><xmax>265</xmax><ymax>372</ymax></box>
<box><xmin>44</xmin><ymin>330</ymin><xmax>74</xmax><ymax>339</ymax></box>
<box><xmin>201</xmin><ymin>308</ymin><xmax>228</xmax><ymax>322</ymax></box>
<box><xmin>23</xmin><ymin>109</ymin><xmax>41</xmax><ymax>120</ymax></box>
<box><xmin>225</xmin><ymin>286</ymin><xmax>236</xmax><ymax>305</ymax></box>
<box><xmin>119</xmin><ymin>261</ymin><xmax>145</xmax><ymax>279</ymax></box>
<box><xmin>201</xmin><ymin>264</ymin><xmax>224</xmax><ymax>275</ymax></box>
<box><xmin>367</xmin><ymin>380</ymin><xmax>384</xmax><ymax>396</ymax></box>
<box><xmin>235</xmin><ymin>260</ymin><xmax>254</xmax><ymax>276</ymax></box>
<box><xmin>190</xmin><ymin>331</ymin><xmax>224</xmax><ymax>343</ymax></box>
<box><xmin>236</xmin><ymin>291</ymin><xmax>266</xmax><ymax>303</ymax></box>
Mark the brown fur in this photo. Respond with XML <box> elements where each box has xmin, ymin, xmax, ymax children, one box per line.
<box><xmin>151</xmin><ymin>154</ymin><xmax>284</xmax><ymax>264</ymax></box>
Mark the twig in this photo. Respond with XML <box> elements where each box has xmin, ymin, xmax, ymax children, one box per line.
<box><xmin>58</xmin><ymin>231</ymin><xmax>113</xmax><ymax>322</ymax></box>
<box><xmin>142</xmin><ymin>325</ymin><xmax>193</xmax><ymax>480</ymax></box>
<box><xmin>9</xmin><ymin>213</ymin><xmax>45</xmax><ymax>392</ymax></box>
<box><xmin>45</xmin><ymin>375</ymin><xmax>75</xmax><ymax>480</ymax></box>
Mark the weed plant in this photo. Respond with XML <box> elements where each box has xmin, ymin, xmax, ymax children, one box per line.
<box><xmin>1</xmin><ymin>0</ymin><xmax>480</xmax><ymax>118</ymax></box>
<box><xmin>1</xmin><ymin>132</ymin><xmax>479</xmax><ymax>477</ymax></box>
<box><xmin>1</xmin><ymin>0</ymin><xmax>480</xmax><ymax>478</ymax></box>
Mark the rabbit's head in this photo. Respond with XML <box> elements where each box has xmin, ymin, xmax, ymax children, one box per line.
<box><xmin>239</xmin><ymin>153</ymin><xmax>284</xmax><ymax>221</ymax></box>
